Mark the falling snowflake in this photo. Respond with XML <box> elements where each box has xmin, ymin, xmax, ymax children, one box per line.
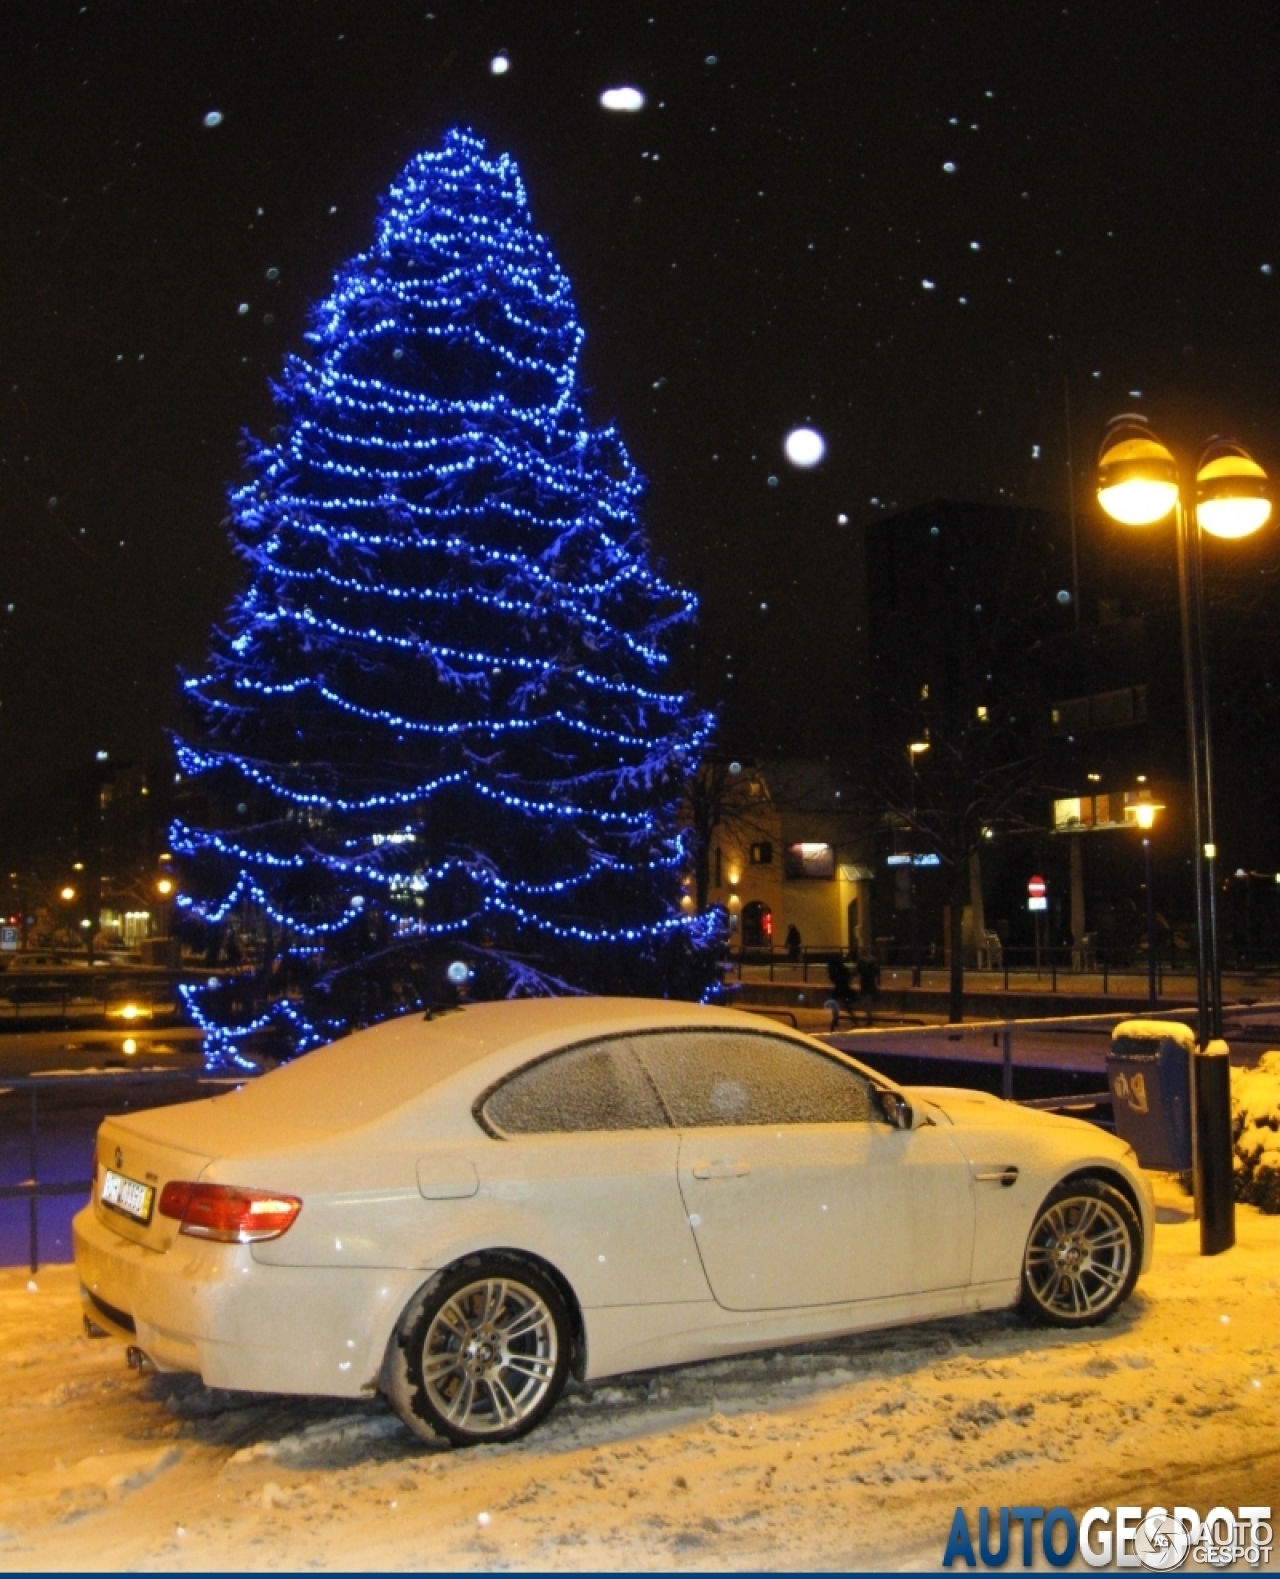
<box><xmin>783</xmin><ymin>427</ymin><xmax>825</xmax><ymax>467</ymax></box>
<box><xmin>600</xmin><ymin>86</ymin><xmax>645</xmax><ymax>111</ymax></box>
<box><xmin>203</xmin><ymin>111</ymin><xmax>224</xmax><ymax>129</ymax></box>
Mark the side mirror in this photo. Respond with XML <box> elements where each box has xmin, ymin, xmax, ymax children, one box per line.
<box><xmin>879</xmin><ymin>1089</ymin><xmax>914</xmax><ymax>1130</ymax></box>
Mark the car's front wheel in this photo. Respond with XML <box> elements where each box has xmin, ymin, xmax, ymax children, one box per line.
<box><xmin>385</xmin><ymin>1255</ymin><xmax>571</xmax><ymax>1447</ymax></box>
<box><xmin>1020</xmin><ymin>1176</ymin><xmax>1141</xmax><ymax>1327</ymax></box>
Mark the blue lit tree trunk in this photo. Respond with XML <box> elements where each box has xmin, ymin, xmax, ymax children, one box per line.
<box><xmin>175</xmin><ymin>129</ymin><xmax>720</xmax><ymax>1065</ymax></box>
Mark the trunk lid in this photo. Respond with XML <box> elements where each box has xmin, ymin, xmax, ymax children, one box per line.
<box><xmin>92</xmin><ymin>1114</ymin><xmax>217</xmax><ymax>1253</ymax></box>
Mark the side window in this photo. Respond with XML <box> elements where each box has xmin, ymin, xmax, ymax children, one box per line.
<box><xmin>480</xmin><ymin>1038</ymin><xmax>669</xmax><ymax>1136</ymax></box>
<box><xmin>632</xmin><ymin>1031</ymin><xmax>876</xmax><ymax>1127</ymax></box>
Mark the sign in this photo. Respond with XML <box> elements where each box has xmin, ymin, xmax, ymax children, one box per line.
<box><xmin>0</xmin><ymin>927</ymin><xmax>17</xmax><ymax>952</ymax></box>
<box><xmin>1028</xmin><ymin>874</ymin><xmax>1048</xmax><ymax>913</ymax></box>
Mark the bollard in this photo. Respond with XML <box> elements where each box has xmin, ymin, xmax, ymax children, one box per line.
<box><xmin>1194</xmin><ymin>1041</ymin><xmax>1235</xmax><ymax>1255</ymax></box>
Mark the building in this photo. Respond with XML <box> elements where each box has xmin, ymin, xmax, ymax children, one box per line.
<box><xmin>690</xmin><ymin>759</ymin><xmax>873</xmax><ymax>956</ymax></box>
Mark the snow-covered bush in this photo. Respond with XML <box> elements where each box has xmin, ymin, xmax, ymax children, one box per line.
<box><xmin>1233</xmin><ymin>1052</ymin><xmax>1280</xmax><ymax>1213</ymax></box>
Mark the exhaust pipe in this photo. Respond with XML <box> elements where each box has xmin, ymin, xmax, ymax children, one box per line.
<box><xmin>126</xmin><ymin>1346</ymin><xmax>156</xmax><ymax>1374</ymax></box>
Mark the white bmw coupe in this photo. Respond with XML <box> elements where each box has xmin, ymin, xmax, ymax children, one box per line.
<box><xmin>74</xmin><ymin>998</ymin><xmax>1152</xmax><ymax>1446</ymax></box>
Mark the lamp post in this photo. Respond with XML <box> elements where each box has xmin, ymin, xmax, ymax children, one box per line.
<box><xmin>155</xmin><ymin>876</ymin><xmax>175</xmax><ymax>939</ymax></box>
<box><xmin>908</xmin><ymin>741</ymin><xmax>929</xmax><ymax>986</ymax></box>
<box><xmin>1131</xmin><ymin>799</ymin><xmax>1164</xmax><ymax>1011</ymax></box>
<box><xmin>1097</xmin><ymin>418</ymin><xmax>1272</xmax><ymax>1255</ymax></box>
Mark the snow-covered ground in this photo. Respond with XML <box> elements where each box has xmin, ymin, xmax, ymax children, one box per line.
<box><xmin>1</xmin><ymin>1177</ymin><xmax>1276</xmax><ymax>1572</ymax></box>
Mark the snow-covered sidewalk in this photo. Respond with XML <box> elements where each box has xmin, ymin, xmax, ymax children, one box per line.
<box><xmin>0</xmin><ymin>1179</ymin><xmax>1276</xmax><ymax>1572</ymax></box>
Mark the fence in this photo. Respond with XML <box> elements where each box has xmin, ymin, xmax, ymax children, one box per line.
<box><xmin>0</xmin><ymin>1070</ymin><xmax>247</xmax><ymax>1274</ymax></box>
<box><xmin>0</xmin><ymin>978</ymin><xmax>180</xmax><ymax>1024</ymax></box>
<box><xmin>731</xmin><ymin>941</ymin><xmax>1219</xmax><ymax>1002</ymax></box>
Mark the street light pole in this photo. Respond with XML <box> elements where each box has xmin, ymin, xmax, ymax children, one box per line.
<box><xmin>908</xmin><ymin>741</ymin><xmax>929</xmax><ymax>987</ymax></box>
<box><xmin>1098</xmin><ymin>420</ymin><xmax>1272</xmax><ymax>1256</ymax></box>
<box><xmin>1173</xmin><ymin>493</ymin><xmax>1215</xmax><ymax>1042</ymax></box>
<box><xmin>1142</xmin><ymin>835</ymin><xmax>1157</xmax><ymax>1011</ymax></box>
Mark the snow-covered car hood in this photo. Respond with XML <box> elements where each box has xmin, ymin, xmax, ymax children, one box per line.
<box><xmin>904</xmin><ymin>1085</ymin><xmax>1116</xmax><ymax>1138</ymax></box>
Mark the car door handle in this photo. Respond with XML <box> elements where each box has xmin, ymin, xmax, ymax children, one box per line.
<box><xmin>972</xmin><ymin>1165</ymin><xmax>1019</xmax><ymax>1187</ymax></box>
<box><xmin>691</xmin><ymin>1159</ymin><xmax>750</xmax><ymax>1179</ymax></box>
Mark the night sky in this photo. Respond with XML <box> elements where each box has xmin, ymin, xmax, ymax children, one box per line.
<box><xmin>5</xmin><ymin>0</ymin><xmax>1280</xmax><ymax>838</ymax></box>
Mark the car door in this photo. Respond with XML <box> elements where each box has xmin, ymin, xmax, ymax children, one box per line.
<box><xmin>475</xmin><ymin>1035</ymin><xmax>708</xmax><ymax>1307</ymax></box>
<box><xmin>632</xmin><ymin>1029</ymin><xmax>975</xmax><ymax>1312</ymax></box>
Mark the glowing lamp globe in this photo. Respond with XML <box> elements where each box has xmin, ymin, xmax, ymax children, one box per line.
<box><xmin>1097</xmin><ymin>422</ymin><xmax>1179</xmax><ymax>526</ymax></box>
<box><xmin>1195</xmin><ymin>442</ymin><xmax>1272</xmax><ymax>540</ymax></box>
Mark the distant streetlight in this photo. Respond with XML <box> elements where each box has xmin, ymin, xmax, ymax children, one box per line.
<box><xmin>908</xmin><ymin>741</ymin><xmax>930</xmax><ymax>987</ymax></box>
<box><xmin>59</xmin><ymin>885</ymin><xmax>76</xmax><ymax>903</ymax></box>
<box><xmin>154</xmin><ymin>875</ymin><xmax>177</xmax><ymax>940</ymax></box>
<box><xmin>1097</xmin><ymin>417</ymin><xmax>1272</xmax><ymax>1256</ymax></box>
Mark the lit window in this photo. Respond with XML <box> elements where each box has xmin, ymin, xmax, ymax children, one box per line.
<box><xmin>784</xmin><ymin>843</ymin><xmax>835</xmax><ymax>880</ymax></box>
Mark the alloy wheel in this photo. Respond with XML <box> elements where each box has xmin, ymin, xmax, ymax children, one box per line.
<box><xmin>418</xmin><ymin>1275</ymin><xmax>560</xmax><ymax>1436</ymax></box>
<box><xmin>1022</xmin><ymin>1183</ymin><xmax>1139</xmax><ymax>1325</ymax></box>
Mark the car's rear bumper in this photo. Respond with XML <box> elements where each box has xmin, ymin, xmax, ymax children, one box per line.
<box><xmin>73</xmin><ymin>1204</ymin><xmax>423</xmax><ymax>1398</ymax></box>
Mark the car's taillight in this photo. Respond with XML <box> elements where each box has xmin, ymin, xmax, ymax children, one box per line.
<box><xmin>157</xmin><ymin>1182</ymin><xmax>302</xmax><ymax>1242</ymax></box>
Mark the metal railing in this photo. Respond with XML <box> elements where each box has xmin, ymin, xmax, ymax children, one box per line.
<box><xmin>0</xmin><ymin>1070</ymin><xmax>246</xmax><ymax>1274</ymax></box>
<box><xmin>0</xmin><ymin>981</ymin><xmax>180</xmax><ymax>1024</ymax></box>
<box><xmin>728</xmin><ymin>941</ymin><xmax>1227</xmax><ymax>1001</ymax></box>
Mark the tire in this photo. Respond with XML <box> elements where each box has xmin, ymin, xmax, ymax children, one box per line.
<box><xmin>1019</xmin><ymin>1176</ymin><xmax>1142</xmax><ymax>1328</ymax></box>
<box><xmin>384</xmin><ymin>1255</ymin><xmax>571</xmax><ymax>1447</ymax></box>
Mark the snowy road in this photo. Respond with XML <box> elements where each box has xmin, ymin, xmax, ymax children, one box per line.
<box><xmin>0</xmin><ymin>1178</ymin><xmax>1276</xmax><ymax>1572</ymax></box>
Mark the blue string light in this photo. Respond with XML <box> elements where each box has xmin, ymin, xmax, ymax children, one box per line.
<box><xmin>176</xmin><ymin>128</ymin><xmax>719</xmax><ymax>1065</ymax></box>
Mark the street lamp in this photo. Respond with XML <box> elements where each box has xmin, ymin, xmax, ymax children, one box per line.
<box><xmin>1097</xmin><ymin>417</ymin><xmax>1272</xmax><ymax>1255</ymax></box>
<box><xmin>908</xmin><ymin>741</ymin><xmax>930</xmax><ymax>986</ymax></box>
<box><xmin>1129</xmin><ymin>798</ymin><xmax>1165</xmax><ymax>1012</ymax></box>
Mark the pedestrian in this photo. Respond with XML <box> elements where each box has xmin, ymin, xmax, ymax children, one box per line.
<box><xmin>856</xmin><ymin>949</ymin><xmax>881</xmax><ymax>1025</ymax></box>
<box><xmin>825</xmin><ymin>954</ymin><xmax>855</xmax><ymax>1030</ymax></box>
<box><xmin>785</xmin><ymin>923</ymin><xmax>802</xmax><ymax>962</ymax></box>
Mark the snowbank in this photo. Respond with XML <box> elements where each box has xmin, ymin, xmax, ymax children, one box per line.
<box><xmin>0</xmin><ymin>1178</ymin><xmax>1275</xmax><ymax>1571</ymax></box>
<box><xmin>1234</xmin><ymin>1051</ymin><xmax>1280</xmax><ymax>1212</ymax></box>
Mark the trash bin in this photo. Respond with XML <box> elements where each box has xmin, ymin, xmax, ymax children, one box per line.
<box><xmin>1106</xmin><ymin>1018</ymin><xmax>1193</xmax><ymax>1170</ymax></box>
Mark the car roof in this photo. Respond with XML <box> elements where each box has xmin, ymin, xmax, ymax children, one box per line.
<box><xmin>195</xmin><ymin>997</ymin><xmax>804</xmax><ymax>1137</ymax></box>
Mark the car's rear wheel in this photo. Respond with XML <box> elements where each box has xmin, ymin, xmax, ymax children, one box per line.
<box><xmin>1020</xmin><ymin>1176</ymin><xmax>1141</xmax><ymax>1327</ymax></box>
<box><xmin>385</xmin><ymin>1255</ymin><xmax>571</xmax><ymax>1447</ymax></box>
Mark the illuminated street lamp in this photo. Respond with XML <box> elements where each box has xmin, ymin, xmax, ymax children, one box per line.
<box><xmin>908</xmin><ymin>741</ymin><xmax>930</xmax><ymax>987</ymax></box>
<box><xmin>1097</xmin><ymin>417</ymin><xmax>1272</xmax><ymax>1255</ymax></box>
<box><xmin>59</xmin><ymin>885</ymin><xmax>76</xmax><ymax>903</ymax></box>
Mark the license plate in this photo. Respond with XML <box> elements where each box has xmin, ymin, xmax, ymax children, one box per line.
<box><xmin>101</xmin><ymin>1169</ymin><xmax>155</xmax><ymax>1225</ymax></box>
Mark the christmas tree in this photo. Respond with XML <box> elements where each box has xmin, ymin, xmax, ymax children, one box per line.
<box><xmin>174</xmin><ymin>128</ymin><xmax>720</xmax><ymax>1066</ymax></box>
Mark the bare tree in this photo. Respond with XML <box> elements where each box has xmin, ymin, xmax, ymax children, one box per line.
<box><xmin>683</xmin><ymin>756</ymin><xmax>778</xmax><ymax>915</ymax></box>
<box><xmin>867</xmin><ymin>719</ymin><xmax>1042</xmax><ymax>1022</ymax></box>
